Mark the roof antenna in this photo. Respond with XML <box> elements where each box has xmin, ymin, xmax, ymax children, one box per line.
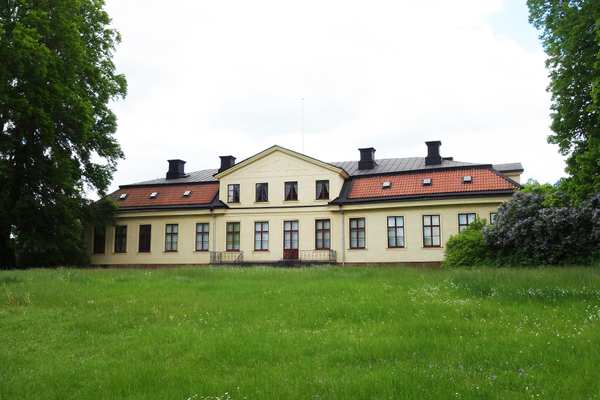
<box><xmin>301</xmin><ymin>97</ymin><xmax>305</xmax><ymax>153</ymax></box>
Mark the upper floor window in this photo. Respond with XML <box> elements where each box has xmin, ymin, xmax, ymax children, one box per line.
<box><xmin>227</xmin><ymin>184</ymin><xmax>240</xmax><ymax>203</ymax></box>
<box><xmin>138</xmin><ymin>224</ymin><xmax>152</xmax><ymax>253</ymax></box>
<box><xmin>254</xmin><ymin>221</ymin><xmax>269</xmax><ymax>251</ymax></box>
<box><xmin>256</xmin><ymin>183</ymin><xmax>268</xmax><ymax>202</ymax></box>
<box><xmin>458</xmin><ymin>213</ymin><xmax>476</xmax><ymax>232</ymax></box>
<box><xmin>490</xmin><ymin>212</ymin><xmax>498</xmax><ymax>225</ymax></box>
<box><xmin>93</xmin><ymin>226</ymin><xmax>105</xmax><ymax>254</ymax></box>
<box><xmin>114</xmin><ymin>225</ymin><xmax>127</xmax><ymax>253</ymax></box>
<box><xmin>284</xmin><ymin>181</ymin><xmax>298</xmax><ymax>201</ymax></box>
<box><xmin>387</xmin><ymin>216</ymin><xmax>405</xmax><ymax>248</ymax></box>
<box><xmin>165</xmin><ymin>224</ymin><xmax>178</xmax><ymax>252</ymax></box>
<box><xmin>423</xmin><ymin>215</ymin><xmax>440</xmax><ymax>247</ymax></box>
<box><xmin>349</xmin><ymin>218</ymin><xmax>366</xmax><ymax>249</ymax></box>
<box><xmin>316</xmin><ymin>180</ymin><xmax>329</xmax><ymax>200</ymax></box>
<box><xmin>226</xmin><ymin>222</ymin><xmax>241</xmax><ymax>251</ymax></box>
<box><xmin>196</xmin><ymin>223</ymin><xmax>209</xmax><ymax>251</ymax></box>
<box><xmin>315</xmin><ymin>219</ymin><xmax>331</xmax><ymax>250</ymax></box>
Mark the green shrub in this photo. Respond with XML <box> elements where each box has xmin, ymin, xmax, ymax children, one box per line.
<box><xmin>443</xmin><ymin>220</ymin><xmax>491</xmax><ymax>268</ymax></box>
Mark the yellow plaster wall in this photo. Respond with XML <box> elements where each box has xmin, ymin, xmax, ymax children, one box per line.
<box><xmin>340</xmin><ymin>199</ymin><xmax>504</xmax><ymax>263</ymax></box>
<box><xmin>89</xmin><ymin>212</ymin><xmax>214</xmax><ymax>265</ymax></box>
<box><xmin>217</xmin><ymin>150</ymin><xmax>346</xmax><ymax>208</ymax></box>
<box><xmin>89</xmin><ymin>196</ymin><xmax>510</xmax><ymax>265</ymax></box>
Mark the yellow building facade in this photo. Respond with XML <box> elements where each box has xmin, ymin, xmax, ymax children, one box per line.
<box><xmin>89</xmin><ymin>143</ymin><xmax>522</xmax><ymax>266</ymax></box>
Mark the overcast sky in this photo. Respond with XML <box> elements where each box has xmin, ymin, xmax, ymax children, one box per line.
<box><xmin>103</xmin><ymin>0</ymin><xmax>565</xmax><ymax>192</ymax></box>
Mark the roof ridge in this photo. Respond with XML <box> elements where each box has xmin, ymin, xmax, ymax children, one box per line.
<box><xmin>120</xmin><ymin>157</ymin><xmax>521</xmax><ymax>187</ymax></box>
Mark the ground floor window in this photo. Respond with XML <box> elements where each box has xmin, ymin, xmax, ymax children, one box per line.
<box><xmin>254</xmin><ymin>221</ymin><xmax>269</xmax><ymax>251</ymax></box>
<box><xmin>165</xmin><ymin>224</ymin><xmax>178</xmax><ymax>252</ymax></box>
<box><xmin>423</xmin><ymin>215</ymin><xmax>440</xmax><ymax>247</ymax></box>
<box><xmin>226</xmin><ymin>222</ymin><xmax>241</xmax><ymax>251</ymax></box>
<box><xmin>114</xmin><ymin>225</ymin><xmax>127</xmax><ymax>253</ymax></box>
<box><xmin>315</xmin><ymin>219</ymin><xmax>331</xmax><ymax>249</ymax></box>
<box><xmin>387</xmin><ymin>216</ymin><xmax>405</xmax><ymax>248</ymax></box>
<box><xmin>196</xmin><ymin>223</ymin><xmax>209</xmax><ymax>251</ymax></box>
<box><xmin>490</xmin><ymin>212</ymin><xmax>498</xmax><ymax>225</ymax></box>
<box><xmin>349</xmin><ymin>218</ymin><xmax>366</xmax><ymax>249</ymax></box>
<box><xmin>93</xmin><ymin>226</ymin><xmax>106</xmax><ymax>254</ymax></box>
<box><xmin>458</xmin><ymin>213</ymin><xmax>476</xmax><ymax>232</ymax></box>
<box><xmin>138</xmin><ymin>224</ymin><xmax>152</xmax><ymax>253</ymax></box>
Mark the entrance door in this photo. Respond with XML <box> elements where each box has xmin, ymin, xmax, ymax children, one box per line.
<box><xmin>283</xmin><ymin>220</ymin><xmax>299</xmax><ymax>260</ymax></box>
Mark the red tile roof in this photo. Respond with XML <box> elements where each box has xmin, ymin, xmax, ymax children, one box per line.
<box><xmin>347</xmin><ymin>168</ymin><xmax>517</xmax><ymax>200</ymax></box>
<box><xmin>111</xmin><ymin>183</ymin><xmax>219</xmax><ymax>209</ymax></box>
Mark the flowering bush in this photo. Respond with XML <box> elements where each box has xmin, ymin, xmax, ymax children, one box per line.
<box><xmin>444</xmin><ymin>192</ymin><xmax>600</xmax><ymax>267</ymax></box>
<box><xmin>484</xmin><ymin>192</ymin><xmax>600</xmax><ymax>265</ymax></box>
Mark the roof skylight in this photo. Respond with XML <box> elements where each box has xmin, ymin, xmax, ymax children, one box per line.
<box><xmin>422</xmin><ymin>178</ymin><xmax>432</xmax><ymax>186</ymax></box>
<box><xmin>149</xmin><ymin>192</ymin><xmax>158</xmax><ymax>199</ymax></box>
<box><xmin>119</xmin><ymin>193</ymin><xmax>127</xmax><ymax>200</ymax></box>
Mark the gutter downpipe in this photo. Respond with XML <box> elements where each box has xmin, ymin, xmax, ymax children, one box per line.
<box><xmin>340</xmin><ymin>206</ymin><xmax>345</xmax><ymax>266</ymax></box>
<box><xmin>211</xmin><ymin>209</ymin><xmax>217</xmax><ymax>254</ymax></box>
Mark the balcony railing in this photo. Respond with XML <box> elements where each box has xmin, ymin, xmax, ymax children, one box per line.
<box><xmin>210</xmin><ymin>251</ymin><xmax>244</xmax><ymax>265</ymax></box>
<box><xmin>299</xmin><ymin>249</ymin><xmax>337</xmax><ymax>263</ymax></box>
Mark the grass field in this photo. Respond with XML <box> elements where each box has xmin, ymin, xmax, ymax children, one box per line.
<box><xmin>1</xmin><ymin>266</ymin><xmax>600</xmax><ymax>399</ymax></box>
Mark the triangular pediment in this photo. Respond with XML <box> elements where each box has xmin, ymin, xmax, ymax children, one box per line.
<box><xmin>214</xmin><ymin>145</ymin><xmax>349</xmax><ymax>179</ymax></box>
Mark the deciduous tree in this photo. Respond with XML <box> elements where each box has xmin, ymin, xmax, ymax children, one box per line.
<box><xmin>0</xmin><ymin>0</ymin><xmax>126</xmax><ymax>267</ymax></box>
<box><xmin>528</xmin><ymin>0</ymin><xmax>600</xmax><ymax>201</ymax></box>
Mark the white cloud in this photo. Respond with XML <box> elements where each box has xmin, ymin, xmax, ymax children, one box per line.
<box><xmin>104</xmin><ymin>0</ymin><xmax>564</xmax><ymax>192</ymax></box>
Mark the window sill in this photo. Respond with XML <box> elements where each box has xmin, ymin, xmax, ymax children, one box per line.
<box><xmin>253</xmin><ymin>249</ymin><xmax>270</xmax><ymax>252</ymax></box>
<box><xmin>386</xmin><ymin>246</ymin><xmax>406</xmax><ymax>250</ymax></box>
<box><xmin>422</xmin><ymin>246</ymin><xmax>442</xmax><ymax>249</ymax></box>
<box><xmin>137</xmin><ymin>251</ymin><xmax>152</xmax><ymax>254</ymax></box>
<box><xmin>164</xmin><ymin>250</ymin><xmax>178</xmax><ymax>253</ymax></box>
<box><xmin>348</xmin><ymin>247</ymin><xmax>366</xmax><ymax>250</ymax></box>
<box><xmin>194</xmin><ymin>250</ymin><xmax>209</xmax><ymax>253</ymax></box>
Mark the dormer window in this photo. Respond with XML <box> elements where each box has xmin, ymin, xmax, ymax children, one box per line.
<box><xmin>149</xmin><ymin>192</ymin><xmax>158</xmax><ymax>199</ymax></box>
<box><xmin>183</xmin><ymin>190</ymin><xmax>192</xmax><ymax>197</ymax></box>
<box><xmin>463</xmin><ymin>175</ymin><xmax>473</xmax><ymax>184</ymax></box>
<box><xmin>422</xmin><ymin>178</ymin><xmax>432</xmax><ymax>186</ymax></box>
<box><xmin>382</xmin><ymin>181</ymin><xmax>392</xmax><ymax>189</ymax></box>
<box><xmin>119</xmin><ymin>193</ymin><xmax>128</xmax><ymax>200</ymax></box>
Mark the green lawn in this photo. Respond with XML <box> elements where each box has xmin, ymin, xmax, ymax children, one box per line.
<box><xmin>1</xmin><ymin>266</ymin><xmax>600</xmax><ymax>400</ymax></box>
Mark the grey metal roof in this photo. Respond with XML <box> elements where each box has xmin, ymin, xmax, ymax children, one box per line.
<box><xmin>123</xmin><ymin>168</ymin><xmax>218</xmax><ymax>187</ymax></box>
<box><xmin>330</xmin><ymin>157</ymin><xmax>480</xmax><ymax>176</ymax></box>
<box><xmin>492</xmin><ymin>163</ymin><xmax>524</xmax><ymax>173</ymax></box>
<box><xmin>122</xmin><ymin>158</ymin><xmax>523</xmax><ymax>187</ymax></box>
